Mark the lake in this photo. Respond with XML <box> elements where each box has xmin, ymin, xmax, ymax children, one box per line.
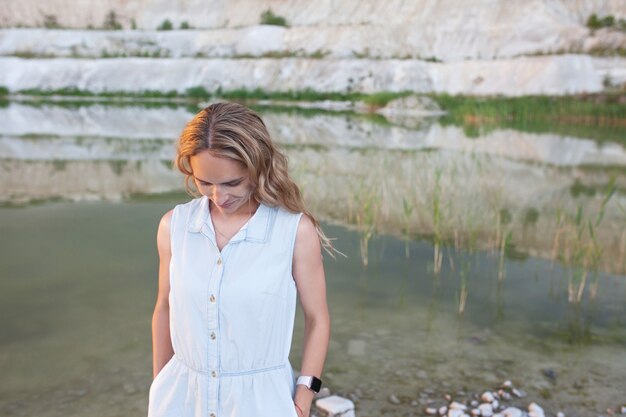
<box><xmin>1</xmin><ymin>102</ymin><xmax>625</xmax><ymax>417</ymax></box>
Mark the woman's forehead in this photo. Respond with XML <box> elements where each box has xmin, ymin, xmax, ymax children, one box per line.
<box><xmin>190</xmin><ymin>151</ymin><xmax>247</xmax><ymax>181</ymax></box>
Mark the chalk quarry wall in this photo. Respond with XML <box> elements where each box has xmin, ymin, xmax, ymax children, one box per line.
<box><xmin>1</xmin><ymin>0</ymin><xmax>625</xmax><ymax>95</ymax></box>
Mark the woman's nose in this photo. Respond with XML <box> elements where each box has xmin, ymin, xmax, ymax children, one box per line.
<box><xmin>211</xmin><ymin>186</ymin><xmax>225</xmax><ymax>203</ymax></box>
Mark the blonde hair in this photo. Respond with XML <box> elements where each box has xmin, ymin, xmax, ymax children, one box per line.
<box><xmin>175</xmin><ymin>102</ymin><xmax>337</xmax><ymax>256</ymax></box>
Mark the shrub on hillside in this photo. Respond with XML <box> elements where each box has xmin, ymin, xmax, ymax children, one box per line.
<box><xmin>103</xmin><ymin>10</ymin><xmax>122</xmax><ymax>30</ymax></box>
<box><xmin>587</xmin><ymin>13</ymin><xmax>617</xmax><ymax>30</ymax></box>
<box><xmin>43</xmin><ymin>14</ymin><xmax>61</xmax><ymax>29</ymax></box>
<box><xmin>158</xmin><ymin>19</ymin><xmax>173</xmax><ymax>30</ymax></box>
<box><xmin>260</xmin><ymin>9</ymin><xmax>288</xmax><ymax>27</ymax></box>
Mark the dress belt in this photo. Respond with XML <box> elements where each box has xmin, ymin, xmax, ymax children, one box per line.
<box><xmin>174</xmin><ymin>354</ymin><xmax>287</xmax><ymax>377</ymax></box>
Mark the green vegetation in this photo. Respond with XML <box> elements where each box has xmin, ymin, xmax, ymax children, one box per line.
<box><xmin>260</xmin><ymin>9</ymin><xmax>288</xmax><ymax>27</ymax></box>
<box><xmin>8</xmin><ymin>87</ymin><xmax>626</xmax><ymax>144</ymax></box>
<box><xmin>434</xmin><ymin>93</ymin><xmax>626</xmax><ymax>144</ymax></box>
<box><xmin>103</xmin><ymin>10</ymin><xmax>122</xmax><ymax>30</ymax></box>
<box><xmin>586</xmin><ymin>14</ymin><xmax>626</xmax><ymax>31</ymax></box>
<box><xmin>42</xmin><ymin>14</ymin><xmax>61</xmax><ymax>29</ymax></box>
<box><xmin>131</xmin><ymin>19</ymin><xmax>137</xmax><ymax>30</ymax></box>
<box><xmin>157</xmin><ymin>19</ymin><xmax>173</xmax><ymax>31</ymax></box>
<box><xmin>0</xmin><ymin>86</ymin><xmax>9</xmax><ymax>96</ymax></box>
<box><xmin>180</xmin><ymin>21</ymin><xmax>191</xmax><ymax>30</ymax></box>
<box><xmin>587</xmin><ymin>14</ymin><xmax>614</xmax><ymax>30</ymax></box>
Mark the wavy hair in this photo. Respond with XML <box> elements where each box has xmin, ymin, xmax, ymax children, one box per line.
<box><xmin>175</xmin><ymin>102</ymin><xmax>337</xmax><ymax>256</ymax></box>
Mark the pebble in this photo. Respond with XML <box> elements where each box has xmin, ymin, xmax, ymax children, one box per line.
<box><xmin>529</xmin><ymin>402</ymin><xmax>545</xmax><ymax>416</ymax></box>
<box><xmin>502</xmin><ymin>407</ymin><xmax>522</xmax><ymax>417</ymax></box>
<box><xmin>315</xmin><ymin>395</ymin><xmax>355</xmax><ymax>417</ymax></box>
<box><xmin>479</xmin><ymin>403</ymin><xmax>494</xmax><ymax>417</ymax></box>
<box><xmin>445</xmin><ymin>394</ymin><xmax>452</xmax><ymax>401</ymax></box>
<box><xmin>471</xmin><ymin>400</ymin><xmax>479</xmax><ymax>407</ymax></box>
<box><xmin>481</xmin><ymin>392</ymin><xmax>495</xmax><ymax>403</ymax></box>
<box><xmin>502</xmin><ymin>381</ymin><xmax>513</xmax><ymax>388</ymax></box>
<box><xmin>471</xmin><ymin>409</ymin><xmax>480</xmax><ymax>416</ymax></box>
<box><xmin>450</xmin><ymin>402</ymin><xmax>467</xmax><ymax>410</ymax></box>
<box><xmin>621</xmin><ymin>406</ymin><xmax>626</xmax><ymax>414</ymax></box>
<box><xmin>425</xmin><ymin>408</ymin><xmax>438</xmax><ymax>415</ymax></box>
<box><xmin>439</xmin><ymin>406</ymin><xmax>448</xmax><ymax>416</ymax></box>
<box><xmin>492</xmin><ymin>400</ymin><xmax>499</xmax><ymax>410</ymax></box>
<box><xmin>448</xmin><ymin>409</ymin><xmax>464</xmax><ymax>417</ymax></box>
<box><xmin>512</xmin><ymin>389</ymin><xmax>525</xmax><ymax>398</ymax></box>
<box><xmin>557</xmin><ymin>412</ymin><xmax>565</xmax><ymax>417</ymax></box>
<box><xmin>389</xmin><ymin>394</ymin><xmax>401</xmax><ymax>404</ymax></box>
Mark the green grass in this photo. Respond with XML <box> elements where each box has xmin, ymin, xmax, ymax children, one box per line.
<box><xmin>7</xmin><ymin>86</ymin><xmax>626</xmax><ymax>143</ymax></box>
<box><xmin>434</xmin><ymin>93</ymin><xmax>626</xmax><ymax>144</ymax></box>
<box><xmin>260</xmin><ymin>9</ymin><xmax>288</xmax><ymax>27</ymax></box>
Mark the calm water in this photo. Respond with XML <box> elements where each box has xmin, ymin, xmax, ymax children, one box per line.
<box><xmin>1</xmin><ymin>102</ymin><xmax>625</xmax><ymax>417</ymax></box>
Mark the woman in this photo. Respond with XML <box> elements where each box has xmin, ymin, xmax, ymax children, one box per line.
<box><xmin>148</xmin><ymin>102</ymin><xmax>332</xmax><ymax>417</ymax></box>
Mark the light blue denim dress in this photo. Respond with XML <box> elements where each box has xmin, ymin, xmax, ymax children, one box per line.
<box><xmin>148</xmin><ymin>195</ymin><xmax>303</xmax><ymax>417</ymax></box>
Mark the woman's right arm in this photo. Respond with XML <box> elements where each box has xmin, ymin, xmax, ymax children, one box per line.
<box><xmin>152</xmin><ymin>209</ymin><xmax>175</xmax><ymax>379</ymax></box>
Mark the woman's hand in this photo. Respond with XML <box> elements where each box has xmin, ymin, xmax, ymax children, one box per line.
<box><xmin>294</xmin><ymin>401</ymin><xmax>309</xmax><ymax>417</ymax></box>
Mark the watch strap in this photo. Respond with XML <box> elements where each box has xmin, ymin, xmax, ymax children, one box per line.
<box><xmin>296</xmin><ymin>375</ymin><xmax>322</xmax><ymax>393</ymax></box>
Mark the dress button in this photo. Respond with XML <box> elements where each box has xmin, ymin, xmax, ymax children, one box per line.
<box><xmin>210</xmin><ymin>332</ymin><xmax>216</xmax><ymax>340</ymax></box>
<box><xmin>209</xmin><ymin>294</ymin><xmax>216</xmax><ymax>303</ymax></box>
<box><xmin>217</xmin><ymin>258</ymin><xmax>222</xmax><ymax>266</ymax></box>
<box><xmin>211</xmin><ymin>370</ymin><xmax>217</xmax><ymax>378</ymax></box>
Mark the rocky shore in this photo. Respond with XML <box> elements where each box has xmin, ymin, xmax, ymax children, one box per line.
<box><xmin>312</xmin><ymin>381</ymin><xmax>626</xmax><ymax>417</ymax></box>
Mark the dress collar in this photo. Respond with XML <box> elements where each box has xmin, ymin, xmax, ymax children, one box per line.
<box><xmin>187</xmin><ymin>195</ymin><xmax>273</xmax><ymax>243</ymax></box>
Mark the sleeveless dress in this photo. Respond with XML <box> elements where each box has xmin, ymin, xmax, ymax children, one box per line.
<box><xmin>148</xmin><ymin>195</ymin><xmax>303</xmax><ymax>417</ymax></box>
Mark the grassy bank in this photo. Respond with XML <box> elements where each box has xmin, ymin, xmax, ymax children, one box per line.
<box><xmin>7</xmin><ymin>86</ymin><xmax>412</xmax><ymax>107</ymax></box>
<box><xmin>3</xmin><ymin>86</ymin><xmax>625</xmax><ymax>143</ymax></box>
<box><xmin>434</xmin><ymin>93</ymin><xmax>626</xmax><ymax>143</ymax></box>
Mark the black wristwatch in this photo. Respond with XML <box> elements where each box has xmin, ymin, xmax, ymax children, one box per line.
<box><xmin>296</xmin><ymin>375</ymin><xmax>322</xmax><ymax>393</ymax></box>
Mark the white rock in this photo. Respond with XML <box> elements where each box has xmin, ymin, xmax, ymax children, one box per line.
<box><xmin>425</xmin><ymin>407</ymin><xmax>438</xmax><ymax>415</ymax></box>
<box><xmin>439</xmin><ymin>406</ymin><xmax>448</xmax><ymax>416</ymax></box>
<box><xmin>448</xmin><ymin>409</ymin><xmax>464</xmax><ymax>417</ymax></box>
<box><xmin>512</xmin><ymin>389</ymin><xmax>524</xmax><ymax>398</ymax></box>
<box><xmin>479</xmin><ymin>403</ymin><xmax>494</xmax><ymax>417</ymax></box>
<box><xmin>502</xmin><ymin>380</ymin><xmax>512</xmax><ymax>388</ymax></box>
<box><xmin>471</xmin><ymin>401</ymin><xmax>479</xmax><ymax>407</ymax></box>
<box><xmin>620</xmin><ymin>406</ymin><xmax>626</xmax><ymax>414</ymax></box>
<box><xmin>502</xmin><ymin>407</ymin><xmax>522</xmax><ymax>417</ymax></box>
<box><xmin>388</xmin><ymin>394</ymin><xmax>401</xmax><ymax>404</ymax></box>
<box><xmin>492</xmin><ymin>400</ymin><xmax>499</xmax><ymax>410</ymax></box>
<box><xmin>450</xmin><ymin>402</ymin><xmax>468</xmax><ymax>410</ymax></box>
<box><xmin>481</xmin><ymin>392</ymin><xmax>495</xmax><ymax>403</ymax></box>
<box><xmin>471</xmin><ymin>409</ymin><xmax>480</xmax><ymax>416</ymax></box>
<box><xmin>528</xmin><ymin>402</ymin><xmax>545</xmax><ymax>417</ymax></box>
<box><xmin>556</xmin><ymin>412</ymin><xmax>565</xmax><ymax>417</ymax></box>
<box><xmin>315</xmin><ymin>395</ymin><xmax>355</xmax><ymax>417</ymax></box>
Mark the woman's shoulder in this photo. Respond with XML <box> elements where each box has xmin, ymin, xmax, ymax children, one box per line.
<box><xmin>159</xmin><ymin>196</ymin><xmax>204</xmax><ymax>228</ymax></box>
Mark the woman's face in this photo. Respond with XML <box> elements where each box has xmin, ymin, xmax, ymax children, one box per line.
<box><xmin>189</xmin><ymin>150</ymin><xmax>254</xmax><ymax>217</ymax></box>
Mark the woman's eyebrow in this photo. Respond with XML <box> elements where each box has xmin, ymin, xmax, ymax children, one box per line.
<box><xmin>194</xmin><ymin>176</ymin><xmax>244</xmax><ymax>185</ymax></box>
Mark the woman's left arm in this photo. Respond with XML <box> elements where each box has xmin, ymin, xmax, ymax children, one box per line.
<box><xmin>292</xmin><ymin>214</ymin><xmax>331</xmax><ymax>417</ymax></box>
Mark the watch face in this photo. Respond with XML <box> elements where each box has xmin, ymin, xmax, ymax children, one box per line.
<box><xmin>310</xmin><ymin>376</ymin><xmax>322</xmax><ymax>393</ymax></box>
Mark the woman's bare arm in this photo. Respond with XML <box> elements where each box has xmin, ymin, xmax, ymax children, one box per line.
<box><xmin>152</xmin><ymin>209</ymin><xmax>175</xmax><ymax>379</ymax></box>
<box><xmin>292</xmin><ymin>215</ymin><xmax>331</xmax><ymax>417</ymax></box>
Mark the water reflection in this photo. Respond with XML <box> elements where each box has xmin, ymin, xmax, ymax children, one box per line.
<box><xmin>1</xmin><ymin>102</ymin><xmax>626</xmax><ymax>415</ymax></box>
